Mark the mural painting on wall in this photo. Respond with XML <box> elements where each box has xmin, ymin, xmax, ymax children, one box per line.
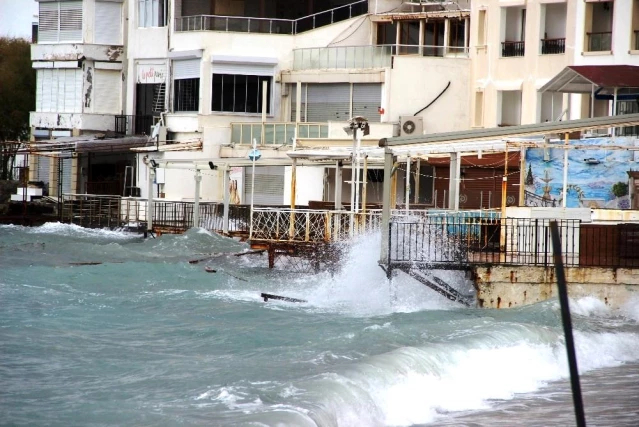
<box><xmin>525</xmin><ymin>137</ymin><xmax>637</xmax><ymax>209</ymax></box>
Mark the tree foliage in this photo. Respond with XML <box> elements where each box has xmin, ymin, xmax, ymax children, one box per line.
<box><xmin>0</xmin><ymin>37</ymin><xmax>35</xmax><ymax>179</ymax></box>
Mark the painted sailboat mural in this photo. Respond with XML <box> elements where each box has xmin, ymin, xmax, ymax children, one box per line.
<box><xmin>525</xmin><ymin>137</ymin><xmax>638</xmax><ymax>209</ymax></box>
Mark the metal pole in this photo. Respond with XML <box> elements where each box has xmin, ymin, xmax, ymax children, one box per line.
<box><xmin>354</xmin><ymin>128</ymin><xmax>361</xmax><ymax>213</ymax></box>
<box><xmin>249</xmin><ymin>138</ymin><xmax>257</xmax><ymax>239</ymax></box>
<box><xmin>193</xmin><ymin>169</ymin><xmax>201</xmax><ymax>228</ymax></box>
<box><xmin>549</xmin><ymin>221</ymin><xmax>586</xmax><ymax>427</ymax></box>
<box><xmin>380</xmin><ymin>149</ymin><xmax>394</xmax><ymax>264</ymax></box>
<box><xmin>414</xmin><ymin>158</ymin><xmax>420</xmax><ymax>204</ymax></box>
<box><xmin>519</xmin><ymin>144</ymin><xmax>526</xmax><ymax>206</ymax></box>
<box><xmin>350</xmin><ymin>126</ymin><xmax>357</xmax><ymax>213</ymax></box>
<box><xmin>362</xmin><ymin>156</ymin><xmax>368</xmax><ymax>214</ymax></box>
<box><xmin>335</xmin><ymin>160</ymin><xmax>343</xmax><ymax>210</ymax></box>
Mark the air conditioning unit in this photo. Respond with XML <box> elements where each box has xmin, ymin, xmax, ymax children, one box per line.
<box><xmin>400</xmin><ymin>116</ymin><xmax>423</xmax><ymax>137</ymax></box>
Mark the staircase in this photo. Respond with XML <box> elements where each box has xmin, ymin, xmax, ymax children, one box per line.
<box><xmin>396</xmin><ymin>265</ymin><xmax>475</xmax><ymax>307</ymax></box>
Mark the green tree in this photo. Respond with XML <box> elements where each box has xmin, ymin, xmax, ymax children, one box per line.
<box><xmin>0</xmin><ymin>37</ymin><xmax>35</xmax><ymax>180</ymax></box>
<box><xmin>611</xmin><ymin>181</ymin><xmax>629</xmax><ymax>198</ymax></box>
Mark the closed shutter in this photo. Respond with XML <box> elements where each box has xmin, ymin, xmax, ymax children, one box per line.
<box><xmin>36</xmin><ymin>156</ymin><xmax>51</xmax><ymax>187</ymax></box>
<box><xmin>95</xmin><ymin>2</ymin><xmax>122</xmax><ymax>44</ymax></box>
<box><xmin>211</xmin><ymin>62</ymin><xmax>275</xmax><ymax>76</ymax></box>
<box><xmin>94</xmin><ymin>69</ymin><xmax>121</xmax><ymax>113</ymax></box>
<box><xmin>62</xmin><ymin>157</ymin><xmax>73</xmax><ymax>195</ymax></box>
<box><xmin>67</xmin><ymin>69</ymin><xmax>83</xmax><ymax>113</ymax></box>
<box><xmin>59</xmin><ymin>1</ymin><xmax>83</xmax><ymax>42</ymax></box>
<box><xmin>306</xmin><ymin>83</ymin><xmax>350</xmax><ymax>122</ymax></box>
<box><xmin>244</xmin><ymin>166</ymin><xmax>285</xmax><ymax>205</ymax></box>
<box><xmin>459</xmin><ymin>168</ymin><xmax>497</xmax><ymax>209</ymax></box>
<box><xmin>37</xmin><ymin>70</ymin><xmax>55</xmax><ymax>112</ymax></box>
<box><xmin>353</xmin><ymin>83</ymin><xmax>381</xmax><ymax>122</ymax></box>
<box><xmin>173</xmin><ymin>59</ymin><xmax>200</xmax><ymax>79</ymax></box>
<box><xmin>289</xmin><ymin>83</ymin><xmax>307</xmax><ymax>122</ymax></box>
<box><xmin>39</xmin><ymin>2</ymin><xmax>59</xmax><ymax>43</ymax></box>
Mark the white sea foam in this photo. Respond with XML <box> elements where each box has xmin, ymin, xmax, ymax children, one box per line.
<box><xmin>27</xmin><ymin>222</ymin><xmax>138</xmax><ymax>239</ymax></box>
<box><xmin>305</xmin><ymin>325</ymin><xmax>639</xmax><ymax>426</ymax></box>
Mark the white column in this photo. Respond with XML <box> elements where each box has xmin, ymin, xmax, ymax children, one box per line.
<box><xmin>448</xmin><ymin>152</ymin><xmax>461</xmax><ymax>210</ymax></box>
<box><xmin>223</xmin><ymin>167</ymin><xmax>230</xmax><ymax>234</ymax></box>
<box><xmin>405</xmin><ymin>155</ymin><xmax>411</xmax><ymax>212</ymax></box>
<box><xmin>335</xmin><ymin>161</ymin><xmax>343</xmax><ymax>210</ymax></box>
<box><xmin>146</xmin><ymin>165</ymin><xmax>155</xmax><ymax>232</ymax></box>
<box><xmin>193</xmin><ymin>169</ymin><xmax>201</xmax><ymax>229</ymax></box>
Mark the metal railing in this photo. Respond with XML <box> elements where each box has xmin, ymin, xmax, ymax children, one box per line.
<box><xmin>61</xmin><ymin>194</ymin><xmax>148</xmax><ymax>230</ymax></box>
<box><xmin>502</xmin><ymin>40</ymin><xmax>525</xmax><ymax>57</ymax></box>
<box><xmin>524</xmin><ymin>190</ymin><xmax>556</xmax><ymax>207</ymax></box>
<box><xmin>114</xmin><ymin>115</ymin><xmax>158</xmax><ymax>136</ymax></box>
<box><xmin>587</xmin><ymin>31</ymin><xmax>612</xmax><ymax>52</ymax></box>
<box><xmin>541</xmin><ymin>38</ymin><xmax>565</xmax><ymax>54</ymax></box>
<box><xmin>388</xmin><ymin>217</ymin><xmax>581</xmax><ymax>268</ymax></box>
<box><xmin>175</xmin><ymin>0</ymin><xmax>367</xmax><ymax>34</ymax></box>
<box><xmin>293</xmin><ymin>45</ymin><xmax>392</xmax><ymax>70</ymax></box>
<box><xmin>230</xmin><ymin>122</ymin><xmax>328</xmax><ymax>145</ymax></box>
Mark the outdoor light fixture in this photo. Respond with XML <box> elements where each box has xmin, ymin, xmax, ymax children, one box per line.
<box><xmin>208</xmin><ymin>161</ymin><xmax>217</xmax><ymax>170</ymax></box>
<box><xmin>149</xmin><ymin>159</ymin><xmax>158</xmax><ymax>168</ymax></box>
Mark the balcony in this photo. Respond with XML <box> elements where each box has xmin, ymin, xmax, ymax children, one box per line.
<box><xmin>587</xmin><ymin>32</ymin><xmax>612</xmax><ymax>52</ymax></box>
<box><xmin>174</xmin><ymin>0</ymin><xmax>367</xmax><ymax>35</ymax></box>
<box><xmin>114</xmin><ymin>115</ymin><xmax>159</xmax><ymax>136</ymax></box>
<box><xmin>501</xmin><ymin>41</ymin><xmax>525</xmax><ymax>57</ymax></box>
<box><xmin>230</xmin><ymin>123</ymin><xmax>328</xmax><ymax>146</ymax></box>
<box><xmin>291</xmin><ymin>44</ymin><xmax>468</xmax><ymax>71</ymax></box>
<box><xmin>541</xmin><ymin>38</ymin><xmax>565</xmax><ymax>55</ymax></box>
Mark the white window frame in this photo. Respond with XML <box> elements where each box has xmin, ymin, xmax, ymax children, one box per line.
<box><xmin>138</xmin><ymin>0</ymin><xmax>167</xmax><ymax>28</ymax></box>
<box><xmin>38</xmin><ymin>1</ymin><xmax>83</xmax><ymax>43</ymax></box>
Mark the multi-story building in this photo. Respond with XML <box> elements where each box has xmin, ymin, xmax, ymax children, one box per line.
<box><xmin>29</xmin><ymin>0</ymin><xmax>475</xmax><ymax>208</ymax></box>
<box><xmin>470</xmin><ymin>0</ymin><xmax>639</xmax><ymax>128</ymax></box>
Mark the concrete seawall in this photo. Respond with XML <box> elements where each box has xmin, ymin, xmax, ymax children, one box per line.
<box><xmin>472</xmin><ymin>265</ymin><xmax>639</xmax><ymax>309</ymax></box>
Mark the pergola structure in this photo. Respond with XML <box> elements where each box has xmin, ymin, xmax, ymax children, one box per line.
<box><xmin>377</xmin><ymin>112</ymin><xmax>639</xmax><ymax>264</ymax></box>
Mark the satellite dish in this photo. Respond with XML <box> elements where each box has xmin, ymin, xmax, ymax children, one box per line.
<box><xmin>248</xmin><ymin>149</ymin><xmax>262</xmax><ymax>161</ymax></box>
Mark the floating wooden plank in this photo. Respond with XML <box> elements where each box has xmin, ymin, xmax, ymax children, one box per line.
<box><xmin>69</xmin><ymin>262</ymin><xmax>103</xmax><ymax>266</ymax></box>
<box><xmin>204</xmin><ymin>267</ymin><xmax>217</xmax><ymax>273</ymax></box>
<box><xmin>188</xmin><ymin>253</ymin><xmax>225</xmax><ymax>264</ymax></box>
<box><xmin>234</xmin><ymin>250</ymin><xmax>266</xmax><ymax>257</ymax></box>
<box><xmin>260</xmin><ymin>293</ymin><xmax>307</xmax><ymax>303</ymax></box>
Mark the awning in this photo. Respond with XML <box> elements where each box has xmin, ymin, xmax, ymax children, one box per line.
<box><xmin>28</xmin><ymin>136</ymin><xmax>151</xmax><ymax>153</ymax></box>
<box><xmin>539</xmin><ymin>65</ymin><xmax>639</xmax><ymax>94</ymax></box>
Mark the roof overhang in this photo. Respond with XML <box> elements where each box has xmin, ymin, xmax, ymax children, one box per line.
<box><xmin>539</xmin><ymin>65</ymin><xmax>639</xmax><ymax>94</ymax></box>
<box><xmin>28</xmin><ymin>136</ymin><xmax>151</xmax><ymax>153</ymax></box>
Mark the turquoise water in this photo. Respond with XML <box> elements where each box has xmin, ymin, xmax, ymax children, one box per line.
<box><xmin>2</xmin><ymin>223</ymin><xmax>639</xmax><ymax>426</ymax></box>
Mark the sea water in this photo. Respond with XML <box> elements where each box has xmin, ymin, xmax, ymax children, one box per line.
<box><xmin>1</xmin><ymin>223</ymin><xmax>638</xmax><ymax>426</ymax></box>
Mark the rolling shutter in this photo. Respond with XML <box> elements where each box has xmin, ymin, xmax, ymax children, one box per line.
<box><xmin>36</xmin><ymin>69</ymin><xmax>82</xmax><ymax>113</ymax></box>
<box><xmin>94</xmin><ymin>69</ymin><xmax>121</xmax><ymax>113</ymax></box>
<box><xmin>244</xmin><ymin>166</ymin><xmax>285</xmax><ymax>205</ymax></box>
<box><xmin>306</xmin><ymin>83</ymin><xmax>350</xmax><ymax>122</ymax></box>
<box><xmin>39</xmin><ymin>2</ymin><xmax>59</xmax><ymax>43</ymax></box>
<box><xmin>36</xmin><ymin>156</ymin><xmax>51</xmax><ymax>186</ymax></box>
<box><xmin>95</xmin><ymin>1</ymin><xmax>122</xmax><ymax>44</ymax></box>
<box><xmin>61</xmin><ymin>157</ymin><xmax>73</xmax><ymax>195</ymax></box>
<box><xmin>59</xmin><ymin>1</ymin><xmax>83</xmax><ymax>42</ymax></box>
<box><xmin>173</xmin><ymin>59</ymin><xmax>200</xmax><ymax>79</ymax></box>
<box><xmin>181</xmin><ymin>0</ymin><xmax>211</xmax><ymax>16</ymax></box>
<box><xmin>353</xmin><ymin>83</ymin><xmax>381</xmax><ymax>122</ymax></box>
<box><xmin>211</xmin><ymin>62</ymin><xmax>275</xmax><ymax>76</ymax></box>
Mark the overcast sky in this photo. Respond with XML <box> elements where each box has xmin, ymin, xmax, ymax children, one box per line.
<box><xmin>0</xmin><ymin>0</ymin><xmax>38</xmax><ymax>39</ymax></box>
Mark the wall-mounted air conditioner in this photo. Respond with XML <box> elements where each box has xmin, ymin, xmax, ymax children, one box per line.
<box><xmin>399</xmin><ymin>116</ymin><xmax>423</xmax><ymax>137</ymax></box>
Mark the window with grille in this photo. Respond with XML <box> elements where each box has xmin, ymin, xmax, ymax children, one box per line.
<box><xmin>173</xmin><ymin>78</ymin><xmax>200</xmax><ymax>112</ymax></box>
<box><xmin>39</xmin><ymin>1</ymin><xmax>83</xmax><ymax>43</ymax></box>
<box><xmin>211</xmin><ymin>74</ymin><xmax>271</xmax><ymax>114</ymax></box>
<box><xmin>138</xmin><ymin>0</ymin><xmax>166</xmax><ymax>27</ymax></box>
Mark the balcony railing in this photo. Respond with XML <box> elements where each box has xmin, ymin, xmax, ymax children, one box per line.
<box><xmin>115</xmin><ymin>115</ymin><xmax>158</xmax><ymax>136</ymax></box>
<box><xmin>175</xmin><ymin>0</ymin><xmax>367</xmax><ymax>34</ymax></box>
<box><xmin>293</xmin><ymin>45</ymin><xmax>392</xmax><ymax>70</ymax></box>
<box><xmin>501</xmin><ymin>40</ymin><xmax>525</xmax><ymax>57</ymax></box>
<box><xmin>541</xmin><ymin>38</ymin><xmax>565</xmax><ymax>54</ymax></box>
<box><xmin>587</xmin><ymin>31</ymin><xmax>612</xmax><ymax>52</ymax></box>
<box><xmin>230</xmin><ymin>122</ymin><xmax>328</xmax><ymax>146</ymax></box>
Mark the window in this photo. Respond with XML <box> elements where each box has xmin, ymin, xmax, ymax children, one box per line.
<box><xmin>585</xmin><ymin>1</ymin><xmax>613</xmax><ymax>52</ymax></box>
<box><xmin>39</xmin><ymin>1</ymin><xmax>83</xmax><ymax>43</ymax></box>
<box><xmin>36</xmin><ymin>69</ymin><xmax>83</xmax><ymax>113</ymax></box>
<box><xmin>448</xmin><ymin>18</ymin><xmax>466</xmax><ymax>52</ymax></box>
<box><xmin>95</xmin><ymin>1</ymin><xmax>122</xmax><ymax>44</ymax></box>
<box><xmin>211</xmin><ymin>74</ymin><xmax>271</xmax><ymax>114</ymax></box>
<box><xmin>172</xmin><ymin>58</ymin><xmax>200</xmax><ymax>112</ymax></box>
<box><xmin>138</xmin><ymin>0</ymin><xmax>167</xmax><ymax>27</ymax></box>
<box><xmin>376</xmin><ymin>22</ymin><xmax>397</xmax><ymax>45</ymax></box>
<box><xmin>290</xmin><ymin>83</ymin><xmax>382</xmax><ymax>122</ymax></box>
<box><xmin>173</xmin><ymin>78</ymin><xmax>200</xmax><ymax>112</ymax></box>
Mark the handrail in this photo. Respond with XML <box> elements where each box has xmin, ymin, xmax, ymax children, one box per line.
<box><xmin>175</xmin><ymin>0</ymin><xmax>368</xmax><ymax>34</ymax></box>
